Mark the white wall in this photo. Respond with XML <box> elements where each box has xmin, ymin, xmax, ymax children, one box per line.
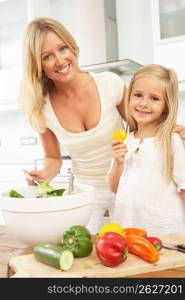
<box><xmin>178</xmin><ymin>92</ymin><xmax>185</xmax><ymax>125</ymax></box>
<box><xmin>116</xmin><ymin>0</ymin><xmax>154</xmax><ymax>65</ymax></box>
<box><xmin>153</xmin><ymin>41</ymin><xmax>185</xmax><ymax>82</ymax></box>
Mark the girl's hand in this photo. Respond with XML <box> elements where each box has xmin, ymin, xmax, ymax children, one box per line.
<box><xmin>112</xmin><ymin>139</ymin><xmax>128</xmax><ymax>164</ymax></box>
<box><xmin>25</xmin><ymin>169</ymin><xmax>54</xmax><ymax>186</ymax></box>
<box><xmin>174</xmin><ymin>125</ymin><xmax>185</xmax><ymax>140</ymax></box>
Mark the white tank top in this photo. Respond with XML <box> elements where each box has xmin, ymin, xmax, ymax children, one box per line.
<box><xmin>43</xmin><ymin>71</ymin><xmax>125</xmax><ymax>187</ymax></box>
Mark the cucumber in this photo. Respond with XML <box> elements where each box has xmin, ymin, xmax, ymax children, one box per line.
<box><xmin>33</xmin><ymin>243</ymin><xmax>74</xmax><ymax>271</ymax></box>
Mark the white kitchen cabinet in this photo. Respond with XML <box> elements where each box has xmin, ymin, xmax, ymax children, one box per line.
<box><xmin>0</xmin><ymin>0</ymin><xmax>119</xmax><ymax>110</ymax></box>
<box><xmin>151</xmin><ymin>0</ymin><xmax>185</xmax><ymax>83</ymax></box>
<box><xmin>152</xmin><ymin>0</ymin><xmax>185</xmax><ymax>42</ymax></box>
<box><xmin>0</xmin><ymin>0</ymin><xmax>27</xmax><ymax>69</ymax></box>
<box><xmin>0</xmin><ymin>0</ymin><xmax>27</xmax><ymax>109</ymax></box>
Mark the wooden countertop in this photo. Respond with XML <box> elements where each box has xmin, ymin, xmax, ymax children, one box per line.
<box><xmin>0</xmin><ymin>225</ymin><xmax>32</xmax><ymax>278</ymax></box>
<box><xmin>1</xmin><ymin>225</ymin><xmax>185</xmax><ymax>278</ymax></box>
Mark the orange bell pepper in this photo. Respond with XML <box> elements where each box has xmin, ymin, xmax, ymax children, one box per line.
<box><xmin>97</xmin><ymin>223</ymin><xmax>126</xmax><ymax>240</ymax></box>
<box><xmin>124</xmin><ymin>227</ymin><xmax>147</xmax><ymax>237</ymax></box>
<box><xmin>126</xmin><ymin>234</ymin><xmax>159</xmax><ymax>263</ymax></box>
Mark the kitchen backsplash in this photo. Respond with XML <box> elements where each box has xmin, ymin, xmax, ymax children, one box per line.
<box><xmin>0</xmin><ymin>91</ymin><xmax>184</xmax><ymax>184</ymax></box>
<box><xmin>0</xmin><ymin>111</ymin><xmax>42</xmax><ymax>163</ymax></box>
<box><xmin>0</xmin><ymin>110</ymin><xmax>70</xmax><ymax>163</ymax></box>
<box><xmin>0</xmin><ymin>93</ymin><xmax>185</xmax><ymax>164</ymax></box>
<box><xmin>0</xmin><ymin>109</ymin><xmax>71</xmax><ymax>188</ymax></box>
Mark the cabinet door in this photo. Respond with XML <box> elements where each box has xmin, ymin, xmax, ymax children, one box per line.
<box><xmin>152</xmin><ymin>0</ymin><xmax>185</xmax><ymax>83</ymax></box>
<box><xmin>153</xmin><ymin>0</ymin><xmax>185</xmax><ymax>42</ymax></box>
<box><xmin>0</xmin><ymin>0</ymin><xmax>27</xmax><ymax>109</ymax></box>
<box><xmin>159</xmin><ymin>0</ymin><xmax>185</xmax><ymax>40</ymax></box>
<box><xmin>0</xmin><ymin>0</ymin><xmax>27</xmax><ymax>69</ymax></box>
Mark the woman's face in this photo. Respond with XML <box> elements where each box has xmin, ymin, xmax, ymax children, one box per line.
<box><xmin>41</xmin><ymin>31</ymin><xmax>78</xmax><ymax>84</ymax></box>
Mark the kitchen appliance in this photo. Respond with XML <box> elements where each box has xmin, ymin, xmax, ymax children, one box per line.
<box><xmin>81</xmin><ymin>58</ymin><xmax>143</xmax><ymax>75</ymax></box>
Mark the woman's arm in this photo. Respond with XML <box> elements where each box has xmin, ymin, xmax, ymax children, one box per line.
<box><xmin>179</xmin><ymin>189</ymin><xmax>185</xmax><ymax>201</ymax></box>
<box><xmin>26</xmin><ymin>128</ymin><xmax>62</xmax><ymax>185</ymax></box>
<box><xmin>108</xmin><ymin>140</ymin><xmax>127</xmax><ymax>193</ymax></box>
<box><xmin>174</xmin><ymin>125</ymin><xmax>185</xmax><ymax>142</ymax></box>
<box><xmin>117</xmin><ymin>86</ymin><xmax>127</xmax><ymax>121</ymax></box>
<box><xmin>39</xmin><ymin>128</ymin><xmax>62</xmax><ymax>174</ymax></box>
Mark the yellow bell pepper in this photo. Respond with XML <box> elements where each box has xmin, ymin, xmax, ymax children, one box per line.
<box><xmin>97</xmin><ymin>223</ymin><xmax>126</xmax><ymax>240</ymax></box>
<box><xmin>112</xmin><ymin>129</ymin><xmax>127</xmax><ymax>142</ymax></box>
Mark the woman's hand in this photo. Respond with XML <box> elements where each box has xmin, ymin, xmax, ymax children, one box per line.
<box><xmin>25</xmin><ymin>169</ymin><xmax>54</xmax><ymax>186</ymax></box>
<box><xmin>26</xmin><ymin>157</ymin><xmax>62</xmax><ymax>186</ymax></box>
<box><xmin>112</xmin><ymin>139</ymin><xmax>128</xmax><ymax>164</ymax></box>
<box><xmin>174</xmin><ymin>125</ymin><xmax>185</xmax><ymax>140</ymax></box>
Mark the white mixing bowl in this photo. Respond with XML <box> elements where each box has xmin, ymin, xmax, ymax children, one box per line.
<box><xmin>0</xmin><ymin>182</ymin><xmax>94</xmax><ymax>246</ymax></box>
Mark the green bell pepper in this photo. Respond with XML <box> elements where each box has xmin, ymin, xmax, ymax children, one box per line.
<box><xmin>61</xmin><ymin>225</ymin><xmax>93</xmax><ymax>258</ymax></box>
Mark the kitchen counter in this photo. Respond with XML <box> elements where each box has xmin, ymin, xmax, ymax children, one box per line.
<box><xmin>0</xmin><ymin>225</ymin><xmax>32</xmax><ymax>278</ymax></box>
<box><xmin>1</xmin><ymin>225</ymin><xmax>185</xmax><ymax>278</ymax></box>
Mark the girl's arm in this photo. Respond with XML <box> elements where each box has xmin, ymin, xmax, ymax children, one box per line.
<box><xmin>108</xmin><ymin>140</ymin><xmax>127</xmax><ymax>193</ymax></box>
<box><xmin>26</xmin><ymin>128</ymin><xmax>62</xmax><ymax>185</ymax></box>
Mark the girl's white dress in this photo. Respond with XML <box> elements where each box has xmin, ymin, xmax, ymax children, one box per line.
<box><xmin>112</xmin><ymin>132</ymin><xmax>185</xmax><ymax>236</ymax></box>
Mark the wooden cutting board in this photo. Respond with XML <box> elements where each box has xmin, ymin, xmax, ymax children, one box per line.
<box><xmin>9</xmin><ymin>233</ymin><xmax>185</xmax><ymax>278</ymax></box>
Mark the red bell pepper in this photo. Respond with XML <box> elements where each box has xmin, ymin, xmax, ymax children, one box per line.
<box><xmin>144</xmin><ymin>236</ymin><xmax>162</xmax><ymax>251</ymax></box>
<box><xmin>95</xmin><ymin>232</ymin><xmax>129</xmax><ymax>267</ymax></box>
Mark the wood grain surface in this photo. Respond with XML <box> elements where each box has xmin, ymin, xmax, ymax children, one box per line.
<box><xmin>1</xmin><ymin>225</ymin><xmax>185</xmax><ymax>278</ymax></box>
<box><xmin>8</xmin><ymin>233</ymin><xmax>185</xmax><ymax>278</ymax></box>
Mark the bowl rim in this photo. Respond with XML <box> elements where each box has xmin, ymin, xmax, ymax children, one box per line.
<box><xmin>0</xmin><ymin>183</ymin><xmax>94</xmax><ymax>212</ymax></box>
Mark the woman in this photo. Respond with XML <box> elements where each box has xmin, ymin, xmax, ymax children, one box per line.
<box><xmin>19</xmin><ymin>17</ymin><xmax>185</xmax><ymax>234</ymax></box>
<box><xmin>18</xmin><ymin>17</ymin><xmax>126</xmax><ymax>234</ymax></box>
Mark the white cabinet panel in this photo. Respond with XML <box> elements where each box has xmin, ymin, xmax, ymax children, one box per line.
<box><xmin>159</xmin><ymin>0</ymin><xmax>185</xmax><ymax>40</ymax></box>
<box><xmin>152</xmin><ymin>0</ymin><xmax>185</xmax><ymax>83</ymax></box>
<box><xmin>0</xmin><ymin>67</ymin><xmax>22</xmax><ymax>107</ymax></box>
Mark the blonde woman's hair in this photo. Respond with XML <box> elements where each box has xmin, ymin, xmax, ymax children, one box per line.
<box><xmin>125</xmin><ymin>64</ymin><xmax>179</xmax><ymax>183</ymax></box>
<box><xmin>18</xmin><ymin>17</ymin><xmax>80</xmax><ymax>132</ymax></box>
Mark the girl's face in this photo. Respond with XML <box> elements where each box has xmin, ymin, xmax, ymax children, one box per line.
<box><xmin>129</xmin><ymin>77</ymin><xmax>166</xmax><ymax>128</ymax></box>
<box><xmin>41</xmin><ymin>31</ymin><xmax>78</xmax><ymax>84</ymax></box>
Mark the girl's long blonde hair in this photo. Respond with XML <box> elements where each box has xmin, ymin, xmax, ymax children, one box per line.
<box><xmin>125</xmin><ymin>64</ymin><xmax>179</xmax><ymax>183</ymax></box>
<box><xmin>18</xmin><ymin>17</ymin><xmax>80</xmax><ymax>132</ymax></box>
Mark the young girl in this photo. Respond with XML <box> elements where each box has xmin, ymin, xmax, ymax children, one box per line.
<box><xmin>108</xmin><ymin>64</ymin><xmax>185</xmax><ymax>236</ymax></box>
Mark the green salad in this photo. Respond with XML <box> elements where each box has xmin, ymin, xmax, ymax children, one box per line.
<box><xmin>9</xmin><ymin>182</ymin><xmax>65</xmax><ymax>198</ymax></box>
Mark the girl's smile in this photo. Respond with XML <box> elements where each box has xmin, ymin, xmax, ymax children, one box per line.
<box><xmin>129</xmin><ymin>77</ymin><xmax>166</xmax><ymax>128</ymax></box>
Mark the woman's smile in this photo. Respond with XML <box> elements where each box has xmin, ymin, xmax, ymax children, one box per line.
<box><xmin>41</xmin><ymin>31</ymin><xmax>78</xmax><ymax>83</ymax></box>
<box><xmin>55</xmin><ymin>63</ymin><xmax>70</xmax><ymax>74</ymax></box>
